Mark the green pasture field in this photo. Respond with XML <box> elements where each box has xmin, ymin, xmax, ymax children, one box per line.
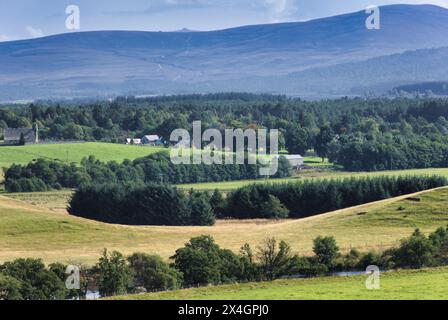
<box><xmin>110</xmin><ymin>267</ymin><xmax>448</xmax><ymax>300</ymax></box>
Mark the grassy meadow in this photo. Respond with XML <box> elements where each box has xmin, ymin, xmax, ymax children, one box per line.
<box><xmin>110</xmin><ymin>267</ymin><xmax>448</xmax><ymax>300</ymax></box>
<box><xmin>5</xmin><ymin>190</ymin><xmax>74</xmax><ymax>214</ymax></box>
<box><xmin>0</xmin><ymin>142</ymin><xmax>327</xmax><ymax>169</ymax></box>
<box><xmin>0</xmin><ymin>142</ymin><xmax>165</xmax><ymax>168</ymax></box>
<box><xmin>178</xmin><ymin>168</ymin><xmax>448</xmax><ymax>190</ymax></box>
<box><xmin>1</xmin><ymin>186</ymin><xmax>448</xmax><ymax>265</ymax></box>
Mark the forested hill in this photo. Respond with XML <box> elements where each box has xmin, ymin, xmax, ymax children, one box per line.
<box><xmin>394</xmin><ymin>82</ymin><xmax>448</xmax><ymax>96</ymax></box>
<box><xmin>1</xmin><ymin>5</ymin><xmax>448</xmax><ymax>99</ymax></box>
<box><xmin>2</xmin><ymin>94</ymin><xmax>448</xmax><ymax>171</ymax></box>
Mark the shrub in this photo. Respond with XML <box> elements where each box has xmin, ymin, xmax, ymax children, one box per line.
<box><xmin>256</xmin><ymin>238</ymin><xmax>296</xmax><ymax>281</ymax></box>
<box><xmin>5</xmin><ymin>177</ymin><xmax>48</xmax><ymax>193</ymax></box>
<box><xmin>358</xmin><ymin>251</ymin><xmax>382</xmax><ymax>269</ymax></box>
<box><xmin>291</xmin><ymin>257</ymin><xmax>328</xmax><ymax>277</ymax></box>
<box><xmin>0</xmin><ymin>274</ymin><xmax>22</xmax><ymax>300</ymax></box>
<box><xmin>334</xmin><ymin>249</ymin><xmax>361</xmax><ymax>271</ymax></box>
<box><xmin>96</xmin><ymin>249</ymin><xmax>133</xmax><ymax>297</ymax></box>
<box><xmin>0</xmin><ymin>258</ymin><xmax>66</xmax><ymax>300</ymax></box>
<box><xmin>391</xmin><ymin>229</ymin><xmax>435</xmax><ymax>268</ymax></box>
<box><xmin>128</xmin><ymin>253</ymin><xmax>182</xmax><ymax>292</ymax></box>
<box><xmin>171</xmin><ymin>236</ymin><xmax>243</xmax><ymax>286</ymax></box>
<box><xmin>313</xmin><ymin>236</ymin><xmax>339</xmax><ymax>268</ymax></box>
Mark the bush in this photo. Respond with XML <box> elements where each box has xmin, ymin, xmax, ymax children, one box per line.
<box><xmin>171</xmin><ymin>236</ymin><xmax>243</xmax><ymax>286</ymax></box>
<box><xmin>256</xmin><ymin>238</ymin><xmax>296</xmax><ymax>280</ymax></box>
<box><xmin>5</xmin><ymin>177</ymin><xmax>48</xmax><ymax>193</ymax></box>
<box><xmin>357</xmin><ymin>251</ymin><xmax>382</xmax><ymax>269</ymax></box>
<box><xmin>313</xmin><ymin>236</ymin><xmax>339</xmax><ymax>268</ymax></box>
<box><xmin>224</xmin><ymin>186</ymin><xmax>290</xmax><ymax>219</ymax></box>
<box><xmin>0</xmin><ymin>258</ymin><xmax>66</xmax><ymax>300</ymax></box>
<box><xmin>128</xmin><ymin>253</ymin><xmax>182</xmax><ymax>292</ymax></box>
<box><xmin>259</xmin><ymin>195</ymin><xmax>289</xmax><ymax>219</ymax></box>
<box><xmin>0</xmin><ymin>274</ymin><xmax>22</xmax><ymax>300</ymax></box>
<box><xmin>334</xmin><ymin>249</ymin><xmax>361</xmax><ymax>271</ymax></box>
<box><xmin>96</xmin><ymin>249</ymin><xmax>133</xmax><ymax>297</ymax></box>
<box><xmin>291</xmin><ymin>257</ymin><xmax>328</xmax><ymax>277</ymax></box>
<box><xmin>391</xmin><ymin>229</ymin><xmax>435</xmax><ymax>268</ymax></box>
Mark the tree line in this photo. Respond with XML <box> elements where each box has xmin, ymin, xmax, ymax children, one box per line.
<box><xmin>4</xmin><ymin>153</ymin><xmax>292</xmax><ymax>193</ymax></box>
<box><xmin>1</xmin><ymin>226</ymin><xmax>448</xmax><ymax>300</ymax></box>
<box><xmin>223</xmin><ymin>175</ymin><xmax>448</xmax><ymax>219</ymax></box>
<box><xmin>2</xmin><ymin>94</ymin><xmax>448</xmax><ymax>171</ymax></box>
<box><xmin>69</xmin><ymin>183</ymin><xmax>216</xmax><ymax>226</ymax></box>
<box><xmin>67</xmin><ymin>175</ymin><xmax>447</xmax><ymax>225</ymax></box>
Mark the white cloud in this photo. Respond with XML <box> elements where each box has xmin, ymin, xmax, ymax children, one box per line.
<box><xmin>265</xmin><ymin>0</ymin><xmax>287</xmax><ymax>13</ymax></box>
<box><xmin>0</xmin><ymin>34</ymin><xmax>10</xmax><ymax>42</ymax></box>
<box><xmin>26</xmin><ymin>26</ymin><xmax>44</xmax><ymax>38</ymax></box>
<box><xmin>263</xmin><ymin>0</ymin><xmax>298</xmax><ymax>22</ymax></box>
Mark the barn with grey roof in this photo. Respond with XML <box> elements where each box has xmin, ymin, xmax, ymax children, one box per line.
<box><xmin>3</xmin><ymin>124</ymin><xmax>39</xmax><ymax>145</ymax></box>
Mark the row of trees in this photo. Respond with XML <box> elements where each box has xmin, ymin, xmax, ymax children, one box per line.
<box><xmin>222</xmin><ymin>175</ymin><xmax>447</xmax><ymax>219</ymax></box>
<box><xmin>3</xmin><ymin>95</ymin><xmax>448</xmax><ymax>171</ymax></box>
<box><xmin>67</xmin><ymin>175</ymin><xmax>447</xmax><ymax>225</ymax></box>
<box><xmin>4</xmin><ymin>153</ymin><xmax>292</xmax><ymax>193</ymax></box>
<box><xmin>2</xmin><ymin>226</ymin><xmax>448</xmax><ymax>300</ymax></box>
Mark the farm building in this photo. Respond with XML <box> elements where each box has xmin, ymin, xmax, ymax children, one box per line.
<box><xmin>126</xmin><ymin>138</ymin><xmax>142</xmax><ymax>145</ymax></box>
<box><xmin>275</xmin><ymin>154</ymin><xmax>304</xmax><ymax>169</ymax></box>
<box><xmin>142</xmin><ymin>135</ymin><xmax>162</xmax><ymax>146</ymax></box>
<box><xmin>3</xmin><ymin>124</ymin><xmax>39</xmax><ymax>145</ymax></box>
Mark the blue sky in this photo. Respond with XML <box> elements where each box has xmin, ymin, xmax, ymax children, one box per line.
<box><xmin>0</xmin><ymin>0</ymin><xmax>447</xmax><ymax>41</ymax></box>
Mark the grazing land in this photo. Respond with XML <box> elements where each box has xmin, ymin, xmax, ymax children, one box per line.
<box><xmin>0</xmin><ymin>142</ymin><xmax>165</xmax><ymax>168</ymax></box>
<box><xmin>110</xmin><ymin>267</ymin><xmax>448</xmax><ymax>300</ymax></box>
<box><xmin>1</xmin><ymin>187</ymin><xmax>447</xmax><ymax>265</ymax></box>
<box><xmin>0</xmin><ymin>142</ymin><xmax>327</xmax><ymax>170</ymax></box>
<box><xmin>5</xmin><ymin>190</ymin><xmax>73</xmax><ymax>214</ymax></box>
<box><xmin>178</xmin><ymin>168</ymin><xmax>448</xmax><ymax>190</ymax></box>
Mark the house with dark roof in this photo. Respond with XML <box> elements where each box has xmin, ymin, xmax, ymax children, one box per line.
<box><xmin>3</xmin><ymin>124</ymin><xmax>39</xmax><ymax>145</ymax></box>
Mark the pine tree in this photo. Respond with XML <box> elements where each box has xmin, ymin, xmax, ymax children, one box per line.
<box><xmin>18</xmin><ymin>133</ymin><xmax>26</xmax><ymax>146</ymax></box>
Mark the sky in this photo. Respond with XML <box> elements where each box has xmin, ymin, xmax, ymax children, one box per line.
<box><xmin>0</xmin><ymin>0</ymin><xmax>447</xmax><ymax>42</ymax></box>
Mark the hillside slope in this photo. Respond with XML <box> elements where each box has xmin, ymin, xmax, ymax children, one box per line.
<box><xmin>1</xmin><ymin>187</ymin><xmax>447</xmax><ymax>264</ymax></box>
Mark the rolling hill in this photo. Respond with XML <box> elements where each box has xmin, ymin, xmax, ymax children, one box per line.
<box><xmin>1</xmin><ymin>186</ymin><xmax>447</xmax><ymax>265</ymax></box>
<box><xmin>1</xmin><ymin>4</ymin><xmax>448</xmax><ymax>99</ymax></box>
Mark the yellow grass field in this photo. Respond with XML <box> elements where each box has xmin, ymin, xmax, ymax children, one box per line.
<box><xmin>1</xmin><ymin>186</ymin><xmax>448</xmax><ymax>265</ymax></box>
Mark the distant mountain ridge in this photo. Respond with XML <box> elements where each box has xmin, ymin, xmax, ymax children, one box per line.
<box><xmin>0</xmin><ymin>4</ymin><xmax>448</xmax><ymax>100</ymax></box>
<box><xmin>394</xmin><ymin>81</ymin><xmax>448</xmax><ymax>95</ymax></box>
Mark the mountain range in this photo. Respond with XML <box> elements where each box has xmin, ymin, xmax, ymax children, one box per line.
<box><xmin>0</xmin><ymin>4</ymin><xmax>447</xmax><ymax>100</ymax></box>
